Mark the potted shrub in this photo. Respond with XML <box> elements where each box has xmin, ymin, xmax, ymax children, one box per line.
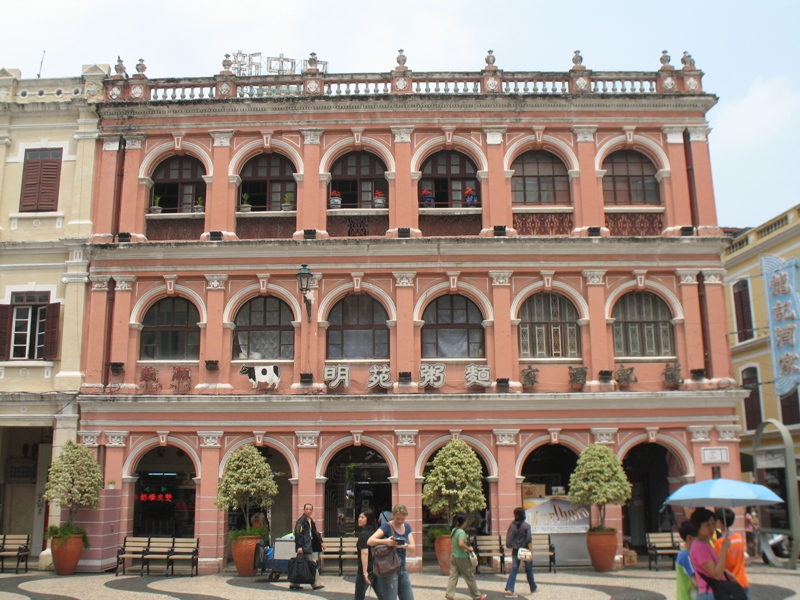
<box><xmin>420</xmin><ymin>188</ymin><xmax>435</xmax><ymax>207</ymax></box>
<box><xmin>43</xmin><ymin>440</ymin><xmax>104</xmax><ymax>575</ymax></box>
<box><xmin>151</xmin><ymin>196</ymin><xmax>162</xmax><ymax>214</ymax></box>
<box><xmin>329</xmin><ymin>189</ymin><xmax>341</xmax><ymax>208</ymax></box>
<box><xmin>239</xmin><ymin>193</ymin><xmax>252</xmax><ymax>212</ymax></box>
<box><xmin>373</xmin><ymin>189</ymin><xmax>386</xmax><ymax>208</ymax></box>
<box><xmin>568</xmin><ymin>443</ymin><xmax>632</xmax><ymax>572</ymax></box>
<box><xmin>282</xmin><ymin>192</ymin><xmax>295</xmax><ymax>211</ymax></box>
<box><xmin>214</xmin><ymin>444</ymin><xmax>278</xmax><ymax>576</ymax></box>
<box><xmin>464</xmin><ymin>187</ymin><xmax>478</xmax><ymax>206</ymax></box>
<box><xmin>421</xmin><ymin>439</ymin><xmax>486</xmax><ymax>574</ymax></box>
<box><xmin>193</xmin><ymin>196</ymin><xmax>204</xmax><ymax>212</ymax></box>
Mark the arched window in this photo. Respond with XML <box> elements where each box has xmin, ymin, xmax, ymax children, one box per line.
<box><xmin>151</xmin><ymin>156</ymin><xmax>207</xmax><ymax>213</ymax></box>
<box><xmin>422</xmin><ymin>295</ymin><xmax>484</xmax><ymax>358</ymax></box>
<box><xmin>518</xmin><ymin>292</ymin><xmax>581</xmax><ymax>358</ymax></box>
<box><xmin>733</xmin><ymin>280</ymin><xmax>754</xmax><ymax>343</ymax></box>
<box><xmin>327</xmin><ymin>294</ymin><xmax>389</xmax><ymax>359</ymax></box>
<box><xmin>239</xmin><ymin>153</ymin><xmax>297</xmax><ymax>211</ymax></box>
<box><xmin>742</xmin><ymin>367</ymin><xmax>763</xmax><ymax>431</ymax></box>
<box><xmin>330</xmin><ymin>152</ymin><xmax>388</xmax><ymax>208</ymax></box>
<box><xmin>419</xmin><ymin>151</ymin><xmax>479</xmax><ymax>208</ymax></box>
<box><xmin>140</xmin><ymin>297</ymin><xmax>200</xmax><ymax>359</ymax></box>
<box><xmin>612</xmin><ymin>291</ymin><xmax>674</xmax><ymax>357</ymax></box>
<box><xmin>602</xmin><ymin>150</ymin><xmax>661</xmax><ymax>205</ymax></box>
<box><xmin>511</xmin><ymin>151</ymin><xmax>571</xmax><ymax>205</ymax></box>
<box><xmin>233</xmin><ymin>297</ymin><xmax>295</xmax><ymax>359</ymax></box>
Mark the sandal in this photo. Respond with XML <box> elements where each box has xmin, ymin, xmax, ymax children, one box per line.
<box><xmin>505</xmin><ymin>593</ymin><xmax>518</xmax><ymax>598</ymax></box>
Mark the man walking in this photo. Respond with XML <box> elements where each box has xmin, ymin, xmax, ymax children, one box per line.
<box><xmin>292</xmin><ymin>503</ymin><xmax>326</xmax><ymax>591</ymax></box>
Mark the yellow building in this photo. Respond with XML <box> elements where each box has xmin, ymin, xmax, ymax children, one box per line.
<box><xmin>0</xmin><ymin>64</ymin><xmax>106</xmax><ymax>555</ymax></box>
<box><xmin>724</xmin><ymin>205</ymin><xmax>800</xmax><ymax>477</ymax></box>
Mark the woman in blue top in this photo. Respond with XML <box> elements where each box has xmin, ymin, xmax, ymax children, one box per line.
<box><xmin>368</xmin><ymin>504</ymin><xmax>416</xmax><ymax>600</ymax></box>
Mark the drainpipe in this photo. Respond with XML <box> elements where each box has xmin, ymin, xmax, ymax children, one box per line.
<box><xmin>683</xmin><ymin>129</ymin><xmax>712</xmax><ymax>376</ymax></box>
<box><xmin>102</xmin><ymin>135</ymin><xmax>125</xmax><ymax>387</ymax></box>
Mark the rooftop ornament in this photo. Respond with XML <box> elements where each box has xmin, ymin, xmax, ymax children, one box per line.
<box><xmin>572</xmin><ymin>50</ymin><xmax>583</xmax><ymax>68</ymax></box>
<box><xmin>681</xmin><ymin>51</ymin><xmax>696</xmax><ymax>68</ymax></box>
<box><xmin>660</xmin><ymin>50</ymin><xmax>671</xmax><ymax>67</ymax></box>
<box><xmin>397</xmin><ymin>49</ymin><xmax>407</xmax><ymax>67</ymax></box>
<box><xmin>114</xmin><ymin>56</ymin><xmax>127</xmax><ymax>78</ymax></box>
<box><xmin>485</xmin><ymin>50</ymin><xmax>496</xmax><ymax>67</ymax></box>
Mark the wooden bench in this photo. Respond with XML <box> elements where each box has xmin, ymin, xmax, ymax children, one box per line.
<box><xmin>167</xmin><ymin>537</ymin><xmax>199</xmax><ymax>577</ymax></box>
<box><xmin>321</xmin><ymin>535</ymin><xmax>360</xmax><ymax>575</ymax></box>
<box><xmin>474</xmin><ymin>534</ymin><xmax>505</xmax><ymax>574</ymax></box>
<box><xmin>321</xmin><ymin>536</ymin><xmax>340</xmax><ymax>574</ymax></box>
<box><xmin>647</xmin><ymin>531</ymin><xmax>679</xmax><ymax>571</ymax></box>
<box><xmin>531</xmin><ymin>534</ymin><xmax>557</xmax><ymax>573</ymax></box>
<box><xmin>115</xmin><ymin>536</ymin><xmax>150</xmax><ymax>576</ymax></box>
<box><xmin>0</xmin><ymin>534</ymin><xmax>30</xmax><ymax>574</ymax></box>
<box><xmin>141</xmin><ymin>538</ymin><xmax>174</xmax><ymax>576</ymax></box>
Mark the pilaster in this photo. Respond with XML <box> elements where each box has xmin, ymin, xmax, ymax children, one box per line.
<box><xmin>573</xmin><ymin>126</ymin><xmax>602</xmax><ymax>232</ymax></box>
<box><xmin>389</xmin><ymin>127</ymin><xmax>417</xmax><ymax>236</ymax></box>
<box><xmin>393</xmin><ymin>272</ymin><xmax>418</xmax><ymax>392</ymax></box>
<box><xmin>583</xmin><ymin>270</ymin><xmax>609</xmax><ymax>376</ymax></box>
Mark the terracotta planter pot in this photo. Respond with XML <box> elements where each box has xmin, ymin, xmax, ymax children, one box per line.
<box><xmin>231</xmin><ymin>535</ymin><xmax>261</xmax><ymax>576</ymax></box>
<box><xmin>51</xmin><ymin>534</ymin><xmax>84</xmax><ymax>575</ymax></box>
<box><xmin>586</xmin><ymin>530</ymin><xmax>617</xmax><ymax>572</ymax></box>
<box><xmin>434</xmin><ymin>535</ymin><xmax>452</xmax><ymax>575</ymax></box>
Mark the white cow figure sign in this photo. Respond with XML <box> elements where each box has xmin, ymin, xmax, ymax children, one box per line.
<box><xmin>239</xmin><ymin>364</ymin><xmax>281</xmax><ymax>390</ymax></box>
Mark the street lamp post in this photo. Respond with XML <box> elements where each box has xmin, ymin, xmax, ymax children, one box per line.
<box><xmin>296</xmin><ymin>264</ymin><xmax>313</xmax><ymax>323</ymax></box>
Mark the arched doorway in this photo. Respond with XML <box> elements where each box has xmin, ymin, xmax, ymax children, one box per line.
<box><xmin>133</xmin><ymin>446</ymin><xmax>197</xmax><ymax>537</ymax></box>
<box><xmin>520</xmin><ymin>444</ymin><xmax>579</xmax><ymax>502</ymax></box>
<box><xmin>324</xmin><ymin>446</ymin><xmax>391</xmax><ymax>536</ymax></box>
<box><xmin>221</xmin><ymin>446</ymin><xmax>293</xmax><ymax>540</ymax></box>
<box><xmin>623</xmin><ymin>443</ymin><xmax>680</xmax><ymax>551</ymax></box>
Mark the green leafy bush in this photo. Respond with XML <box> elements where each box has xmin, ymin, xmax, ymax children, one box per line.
<box><xmin>568</xmin><ymin>444</ymin><xmax>632</xmax><ymax>531</ymax></box>
<box><xmin>215</xmin><ymin>445</ymin><xmax>278</xmax><ymax>538</ymax></box>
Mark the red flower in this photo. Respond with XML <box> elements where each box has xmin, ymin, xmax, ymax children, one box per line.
<box><xmin>421</xmin><ymin>189</ymin><xmax>433</xmax><ymax>197</ymax></box>
<box><xmin>465</xmin><ymin>187</ymin><xmax>475</xmax><ymax>196</ymax></box>
<box><xmin>330</xmin><ymin>190</ymin><xmax>341</xmax><ymax>197</ymax></box>
<box><xmin>374</xmin><ymin>190</ymin><xmax>385</xmax><ymax>197</ymax></box>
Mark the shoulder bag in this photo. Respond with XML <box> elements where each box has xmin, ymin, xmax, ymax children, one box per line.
<box><xmin>372</xmin><ymin>543</ymin><xmax>401</xmax><ymax>578</ymax></box>
<box><xmin>699</xmin><ymin>572</ymin><xmax>747</xmax><ymax>600</ymax></box>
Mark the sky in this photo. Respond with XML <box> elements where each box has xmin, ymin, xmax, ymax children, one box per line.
<box><xmin>1</xmin><ymin>0</ymin><xmax>796</xmax><ymax>228</ymax></box>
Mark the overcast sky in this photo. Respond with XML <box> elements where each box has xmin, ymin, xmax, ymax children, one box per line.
<box><xmin>2</xmin><ymin>0</ymin><xmax>796</xmax><ymax>228</ymax></box>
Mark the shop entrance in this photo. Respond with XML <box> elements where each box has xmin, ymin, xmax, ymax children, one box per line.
<box><xmin>520</xmin><ymin>444</ymin><xmax>579</xmax><ymax>499</ymax></box>
<box><xmin>324</xmin><ymin>446</ymin><xmax>391</xmax><ymax>536</ymax></box>
<box><xmin>622</xmin><ymin>443</ymin><xmax>678</xmax><ymax>551</ymax></box>
<box><xmin>133</xmin><ymin>446</ymin><xmax>196</xmax><ymax>538</ymax></box>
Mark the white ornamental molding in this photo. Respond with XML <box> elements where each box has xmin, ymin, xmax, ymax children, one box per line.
<box><xmin>90</xmin><ymin>275</ymin><xmax>111</xmax><ymax>291</ymax></box>
<box><xmin>301</xmin><ymin>129</ymin><xmax>323</xmax><ymax>145</ymax></box>
<box><xmin>61</xmin><ymin>273</ymin><xmax>88</xmax><ymax>285</ymax></box>
<box><xmin>676</xmin><ymin>269</ymin><xmax>699</xmax><ymax>285</ymax></box>
<box><xmin>489</xmin><ymin>271</ymin><xmax>512</xmax><ymax>286</ymax></box>
<box><xmin>662</xmin><ymin>77</ymin><xmax>676</xmax><ymax>91</ymax></box>
<box><xmin>493</xmin><ymin>429</ymin><xmax>519</xmax><ymax>446</ymax></box>
<box><xmin>123</xmin><ymin>133</ymin><xmax>145</xmax><ymax>149</ymax></box>
<box><xmin>687</xmin><ymin>425</ymin><xmax>712</xmax><ymax>442</ymax></box>
<box><xmin>633</xmin><ymin>270</ymin><xmax>647</xmax><ymax>290</ymax></box>
<box><xmin>253</xmin><ymin>431</ymin><xmax>266</xmax><ymax>446</ymax></box>
<box><xmin>157</xmin><ymin>431</ymin><xmax>170</xmax><ymax>445</ymax></box>
<box><xmin>715</xmin><ymin>424</ymin><xmax>741</xmax><ymax>442</ymax></box>
<box><xmin>101</xmin><ymin>135</ymin><xmax>120</xmax><ymax>151</ymax></box>
<box><xmin>583</xmin><ymin>270</ymin><xmax>606</xmax><ymax>286</ymax></box>
<box><xmin>394</xmin><ymin>77</ymin><xmax>408</xmax><ymax>91</ymax></box>
<box><xmin>78</xmin><ymin>431</ymin><xmax>101</xmax><ymax>447</ymax></box>
<box><xmin>591</xmin><ymin>428</ymin><xmax>617</xmax><ymax>445</ymax></box>
<box><xmin>396</xmin><ymin>430</ymin><xmax>418</xmax><ymax>446</ymax></box>
<box><xmin>130</xmin><ymin>84</ymin><xmax>144</xmax><ymax>99</ymax></box>
<box><xmin>574</xmin><ymin>77</ymin><xmax>589</xmax><ymax>91</ymax></box>
<box><xmin>306</xmin><ymin>79</ymin><xmax>320</xmax><ymax>93</ymax></box>
<box><xmin>218</xmin><ymin>82</ymin><xmax>232</xmax><ymax>97</ymax></box>
<box><xmin>113</xmin><ymin>275</ymin><xmax>136</xmax><ymax>291</ymax></box>
<box><xmin>701</xmin><ymin>269</ymin><xmax>725</xmax><ymax>284</ymax></box>
<box><xmin>84</xmin><ymin>81</ymin><xmax>102</xmax><ymax>99</ymax></box>
<box><xmin>646</xmin><ymin>427</ymin><xmax>659</xmax><ymax>443</ymax></box>
<box><xmin>205</xmin><ymin>274</ymin><xmax>228</xmax><ymax>290</ymax></box>
<box><xmin>662</xmin><ymin>126</ymin><xmax>685</xmax><ymax>144</ymax></box>
<box><xmin>105</xmin><ymin>431</ymin><xmax>129</xmax><ymax>447</ymax></box>
<box><xmin>548</xmin><ymin>428</ymin><xmax>561</xmax><ymax>444</ymax></box>
<box><xmin>393</xmin><ymin>272</ymin><xmax>416</xmax><ymax>287</ymax></box>
<box><xmin>688</xmin><ymin>125</ymin><xmax>710</xmax><ymax>142</ymax></box>
<box><xmin>483</xmin><ymin>126</ymin><xmax>507</xmax><ymax>145</ymax></box>
<box><xmin>485</xmin><ymin>76</ymin><xmax>499</xmax><ymax>91</ymax></box>
<box><xmin>108</xmin><ymin>85</ymin><xmax>122</xmax><ymax>100</ymax></box>
<box><xmin>685</xmin><ymin>78</ymin><xmax>699</xmax><ymax>92</ymax></box>
<box><xmin>210</xmin><ymin>130</ymin><xmax>234</xmax><ymax>147</ymax></box>
<box><xmin>199</xmin><ymin>431</ymin><xmax>223</xmax><ymax>447</ymax></box>
<box><xmin>391</xmin><ymin>126</ymin><xmax>414</xmax><ymax>143</ymax></box>
<box><xmin>573</xmin><ymin>126</ymin><xmax>597</xmax><ymax>143</ymax></box>
<box><xmin>297</xmin><ymin>431</ymin><xmax>320</xmax><ymax>447</ymax></box>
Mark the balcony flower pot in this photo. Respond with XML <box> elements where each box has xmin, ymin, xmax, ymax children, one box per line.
<box><xmin>373</xmin><ymin>190</ymin><xmax>386</xmax><ymax>208</ymax></box>
<box><xmin>586</xmin><ymin>530</ymin><xmax>617</xmax><ymax>572</ymax></box>
<box><xmin>329</xmin><ymin>190</ymin><xmax>342</xmax><ymax>208</ymax></box>
<box><xmin>150</xmin><ymin>205</ymin><xmax>162</xmax><ymax>214</ymax></box>
<box><xmin>420</xmin><ymin>196</ymin><xmax>435</xmax><ymax>207</ymax></box>
<box><xmin>464</xmin><ymin>187</ymin><xmax>478</xmax><ymax>206</ymax></box>
<box><xmin>239</xmin><ymin>203</ymin><xmax>252</xmax><ymax>213</ymax></box>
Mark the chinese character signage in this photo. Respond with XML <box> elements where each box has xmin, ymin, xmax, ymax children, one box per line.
<box><xmin>762</xmin><ymin>255</ymin><xmax>800</xmax><ymax>395</ymax></box>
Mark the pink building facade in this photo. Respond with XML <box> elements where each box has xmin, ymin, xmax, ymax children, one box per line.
<box><xmin>74</xmin><ymin>51</ymin><xmax>744</xmax><ymax>572</ymax></box>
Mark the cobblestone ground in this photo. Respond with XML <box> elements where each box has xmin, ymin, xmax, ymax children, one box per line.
<box><xmin>0</xmin><ymin>562</ymin><xmax>797</xmax><ymax>600</ymax></box>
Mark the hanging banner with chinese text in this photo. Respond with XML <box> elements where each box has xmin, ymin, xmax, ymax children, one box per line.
<box><xmin>762</xmin><ymin>255</ymin><xmax>800</xmax><ymax>395</ymax></box>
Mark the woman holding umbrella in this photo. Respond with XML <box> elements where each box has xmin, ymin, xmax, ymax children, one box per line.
<box><xmin>689</xmin><ymin>508</ymin><xmax>732</xmax><ymax>600</ymax></box>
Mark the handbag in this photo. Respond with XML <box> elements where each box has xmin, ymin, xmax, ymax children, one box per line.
<box><xmin>517</xmin><ymin>548</ymin><xmax>532</xmax><ymax>562</ymax></box>
<box><xmin>288</xmin><ymin>552</ymin><xmax>316</xmax><ymax>584</ymax></box>
<box><xmin>699</xmin><ymin>573</ymin><xmax>747</xmax><ymax>600</ymax></box>
<box><xmin>468</xmin><ymin>551</ymin><xmax>479</xmax><ymax>568</ymax></box>
<box><xmin>372</xmin><ymin>544</ymin><xmax>401</xmax><ymax>578</ymax></box>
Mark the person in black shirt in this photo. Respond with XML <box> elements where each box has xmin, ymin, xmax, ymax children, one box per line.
<box><xmin>292</xmin><ymin>503</ymin><xmax>326</xmax><ymax>591</ymax></box>
<box><xmin>355</xmin><ymin>509</ymin><xmax>384</xmax><ymax>600</ymax></box>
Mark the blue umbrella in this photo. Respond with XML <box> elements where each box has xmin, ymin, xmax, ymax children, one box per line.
<box><xmin>664</xmin><ymin>478</ymin><xmax>783</xmax><ymax>508</ymax></box>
